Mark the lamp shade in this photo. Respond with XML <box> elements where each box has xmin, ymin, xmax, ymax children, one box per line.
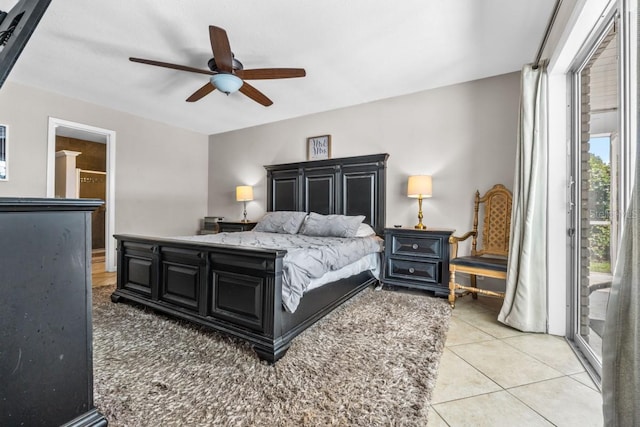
<box><xmin>407</xmin><ymin>175</ymin><xmax>433</xmax><ymax>198</ymax></box>
<box><xmin>210</xmin><ymin>73</ymin><xmax>243</xmax><ymax>94</ymax></box>
<box><xmin>236</xmin><ymin>185</ymin><xmax>254</xmax><ymax>202</ymax></box>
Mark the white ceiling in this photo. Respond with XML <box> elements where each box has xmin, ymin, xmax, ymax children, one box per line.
<box><xmin>5</xmin><ymin>0</ymin><xmax>556</xmax><ymax>135</ymax></box>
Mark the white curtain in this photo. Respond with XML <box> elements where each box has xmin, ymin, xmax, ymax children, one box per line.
<box><xmin>602</xmin><ymin>145</ymin><xmax>640</xmax><ymax>425</ymax></box>
<box><xmin>498</xmin><ymin>63</ymin><xmax>548</xmax><ymax>332</ymax></box>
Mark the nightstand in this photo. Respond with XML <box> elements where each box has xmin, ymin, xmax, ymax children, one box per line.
<box><xmin>383</xmin><ymin>227</ymin><xmax>454</xmax><ymax>297</ymax></box>
<box><xmin>217</xmin><ymin>220</ymin><xmax>257</xmax><ymax>233</ymax></box>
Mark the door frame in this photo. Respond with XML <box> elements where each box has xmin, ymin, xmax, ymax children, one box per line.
<box><xmin>566</xmin><ymin>1</ymin><xmax>637</xmax><ymax>381</ymax></box>
<box><xmin>568</xmin><ymin>11</ymin><xmax>617</xmax><ymax>383</ymax></box>
<box><xmin>47</xmin><ymin>117</ymin><xmax>117</xmax><ymax>272</ymax></box>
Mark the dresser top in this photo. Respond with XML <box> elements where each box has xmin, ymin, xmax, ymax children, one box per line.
<box><xmin>0</xmin><ymin>197</ymin><xmax>103</xmax><ymax>212</ymax></box>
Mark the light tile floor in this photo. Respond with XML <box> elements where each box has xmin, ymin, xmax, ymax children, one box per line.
<box><xmin>91</xmin><ymin>263</ymin><xmax>604</xmax><ymax>426</ymax></box>
<box><xmin>429</xmin><ymin>295</ymin><xmax>604</xmax><ymax>427</ymax></box>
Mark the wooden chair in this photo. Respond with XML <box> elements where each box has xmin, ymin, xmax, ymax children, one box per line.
<box><xmin>448</xmin><ymin>184</ymin><xmax>512</xmax><ymax>308</ymax></box>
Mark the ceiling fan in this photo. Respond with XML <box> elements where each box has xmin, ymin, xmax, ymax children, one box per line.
<box><xmin>129</xmin><ymin>25</ymin><xmax>306</xmax><ymax>106</ymax></box>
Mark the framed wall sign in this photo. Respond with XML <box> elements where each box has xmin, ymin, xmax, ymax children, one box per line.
<box><xmin>0</xmin><ymin>124</ymin><xmax>7</xmax><ymax>180</ymax></box>
<box><xmin>307</xmin><ymin>134</ymin><xmax>331</xmax><ymax>160</ymax></box>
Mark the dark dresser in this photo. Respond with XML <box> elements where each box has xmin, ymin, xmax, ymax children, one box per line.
<box><xmin>383</xmin><ymin>227</ymin><xmax>454</xmax><ymax>297</ymax></box>
<box><xmin>0</xmin><ymin>198</ymin><xmax>107</xmax><ymax>426</ymax></box>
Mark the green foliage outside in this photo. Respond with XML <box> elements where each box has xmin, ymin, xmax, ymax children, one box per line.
<box><xmin>591</xmin><ymin>260</ymin><xmax>612</xmax><ymax>273</ymax></box>
<box><xmin>588</xmin><ymin>154</ymin><xmax>611</xmax><ymax>221</ymax></box>
<box><xmin>589</xmin><ymin>224</ymin><xmax>611</xmax><ymax>272</ymax></box>
<box><xmin>588</xmin><ymin>153</ymin><xmax>612</xmax><ymax>273</ymax></box>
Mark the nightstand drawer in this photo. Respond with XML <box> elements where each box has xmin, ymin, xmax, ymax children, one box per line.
<box><xmin>390</xmin><ymin>234</ymin><xmax>443</xmax><ymax>259</ymax></box>
<box><xmin>219</xmin><ymin>224</ymin><xmax>246</xmax><ymax>232</ymax></box>
<box><xmin>386</xmin><ymin>258</ymin><xmax>440</xmax><ymax>284</ymax></box>
<box><xmin>218</xmin><ymin>221</ymin><xmax>257</xmax><ymax>233</ymax></box>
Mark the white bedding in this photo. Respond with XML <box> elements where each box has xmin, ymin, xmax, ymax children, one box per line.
<box><xmin>175</xmin><ymin>231</ymin><xmax>383</xmax><ymax>312</ymax></box>
<box><xmin>306</xmin><ymin>252</ymin><xmax>380</xmax><ymax>292</ymax></box>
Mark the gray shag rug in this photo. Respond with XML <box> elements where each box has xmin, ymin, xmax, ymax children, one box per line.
<box><xmin>92</xmin><ymin>284</ymin><xmax>451</xmax><ymax>426</ymax></box>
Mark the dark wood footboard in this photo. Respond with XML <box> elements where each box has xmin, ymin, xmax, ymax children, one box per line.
<box><xmin>111</xmin><ymin>234</ymin><xmax>375</xmax><ymax>363</ymax></box>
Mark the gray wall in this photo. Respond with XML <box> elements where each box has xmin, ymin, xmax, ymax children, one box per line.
<box><xmin>208</xmin><ymin>72</ymin><xmax>520</xmax><ymax>245</ymax></box>
<box><xmin>0</xmin><ymin>81</ymin><xmax>209</xmax><ymax>236</ymax></box>
<box><xmin>0</xmin><ymin>71</ymin><xmax>520</xmax><ymax>245</ymax></box>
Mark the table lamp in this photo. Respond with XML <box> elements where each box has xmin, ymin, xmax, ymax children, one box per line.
<box><xmin>236</xmin><ymin>185</ymin><xmax>254</xmax><ymax>222</ymax></box>
<box><xmin>407</xmin><ymin>175</ymin><xmax>432</xmax><ymax>230</ymax></box>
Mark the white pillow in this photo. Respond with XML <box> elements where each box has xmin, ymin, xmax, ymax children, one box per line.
<box><xmin>355</xmin><ymin>223</ymin><xmax>376</xmax><ymax>237</ymax></box>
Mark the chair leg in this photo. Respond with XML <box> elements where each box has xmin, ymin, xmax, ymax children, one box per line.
<box><xmin>471</xmin><ymin>274</ymin><xmax>478</xmax><ymax>300</ymax></box>
<box><xmin>449</xmin><ymin>269</ymin><xmax>456</xmax><ymax>309</ymax></box>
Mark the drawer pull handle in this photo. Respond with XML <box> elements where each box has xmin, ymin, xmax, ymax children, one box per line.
<box><xmin>412</xmin><ymin>243</ymin><xmax>419</xmax><ymax>250</ymax></box>
<box><xmin>409</xmin><ymin>267</ymin><xmax>415</xmax><ymax>274</ymax></box>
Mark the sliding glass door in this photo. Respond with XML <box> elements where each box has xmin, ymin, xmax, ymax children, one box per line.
<box><xmin>569</xmin><ymin>2</ymin><xmax>636</xmax><ymax>381</ymax></box>
<box><xmin>575</xmin><ymin>19</ymin><xmax>619</xmax><ymax>375</ymax></box>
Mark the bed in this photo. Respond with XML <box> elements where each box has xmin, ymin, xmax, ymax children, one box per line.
<box><xmin>110</xmin><ymin>153</ymin><xmax>388</xmax><ymax>363</ymax></box>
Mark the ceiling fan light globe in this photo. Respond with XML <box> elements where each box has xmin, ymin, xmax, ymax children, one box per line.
<box><xmin>210</xmin><ymin>73</ymin><xmax>243</xmax><ymax>94</ymax></box>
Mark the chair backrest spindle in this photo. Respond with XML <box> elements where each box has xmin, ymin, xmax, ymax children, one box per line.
<box><xmin>471</xmin><ymin>190</ymin><xmax>480</xmax><ymax>255</ymax></box>
<box><xmin>475</xmin><ymin>184</ymin><xmax>512</xmax><ymax>257</ymax></box>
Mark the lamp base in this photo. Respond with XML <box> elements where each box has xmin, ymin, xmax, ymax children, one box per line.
<box><xmin>414</xmin><ymin>196</ymin><xmax>427</xmax><ymax>230</ymax></box>
<box><xmin>241</xmin><ymin>200</ymin><xmax>249</xmax><ymax>223</ymax></box>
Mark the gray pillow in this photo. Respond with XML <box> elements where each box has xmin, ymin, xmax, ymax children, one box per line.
<box><xmin>254</xmin><ymin>211</ymin><xmax>308</xmax><ymax>234</ymax></box>
<box><xmin>299</xmin><ymin>212</ymin><xmax>365</xmax><ymax>238</ymax></box>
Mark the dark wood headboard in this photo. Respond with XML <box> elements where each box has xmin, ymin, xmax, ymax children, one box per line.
<box><xmin>264</xmin><ymin>153</ymin><xmax>389</xmax><ymax>235</ymax></box>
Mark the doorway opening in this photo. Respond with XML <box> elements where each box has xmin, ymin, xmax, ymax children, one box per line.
<box><xmin>47</xmin><ymin>118</ymin><xmax>116</xmax><ymax>272</ymax></box>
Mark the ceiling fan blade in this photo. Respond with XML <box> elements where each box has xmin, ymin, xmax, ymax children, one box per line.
<box><xmin>239</xmin><ymin>82</ymin><xmax>273</xmax><ymax>106</ymax></box>
<box><xmin>209</xmin><ymin>26</ymin><xmax>233</xmax><ymax>72</ymax></box>
<box><xmin>235</xmin><ymin>68</ymin><xmax>306</xmax><ymax>80</ymax></box>
<box><xmin>130</xmin><ymin>57</ymin><xmax>213</xmax><ymax>76</ymax></box>
<box><xmin>186</xmin><ymin>82</ymin><xmax>216</xmax><ymax>102</ymax></box>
